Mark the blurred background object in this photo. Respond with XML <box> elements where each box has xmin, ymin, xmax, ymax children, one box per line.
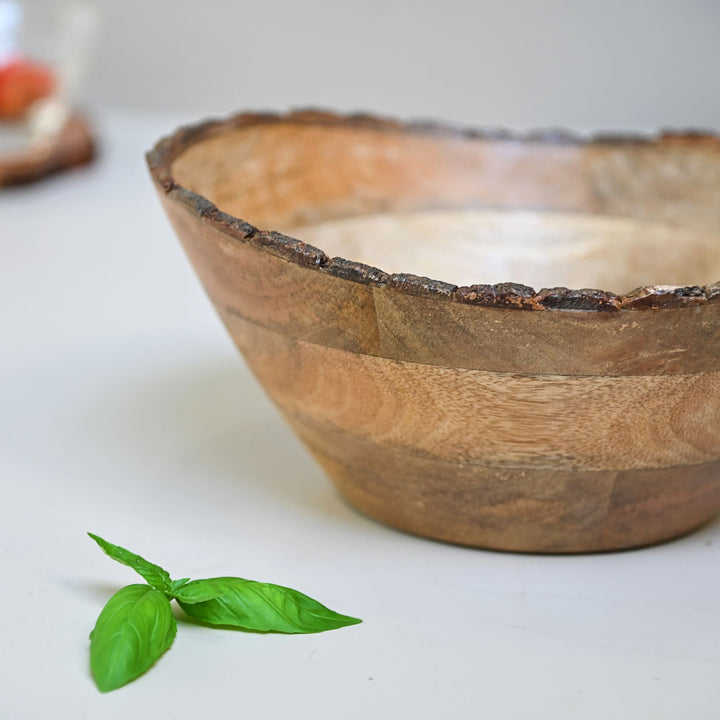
<box><xmin>0</xmin><ymin>0</ymin><xmax>97</xmax><ymax>184</ymax></box>
<box><xmin>86</xmin><ymin>0</ymin><xmax>720</xmax><ymax>130</ymax></box>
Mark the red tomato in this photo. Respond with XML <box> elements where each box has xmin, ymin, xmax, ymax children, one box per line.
<box><xmin>0</xmin><ymin>58</ymin><xmax>55</xmax><ymax>119</ymax></box>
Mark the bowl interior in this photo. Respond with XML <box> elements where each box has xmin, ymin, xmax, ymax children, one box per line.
<box><xmin>170</xmin><ymin>119</ymin><xmax>720</xmax><ymax>293</ymax></box>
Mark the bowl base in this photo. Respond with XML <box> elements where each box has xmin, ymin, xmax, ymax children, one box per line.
<box><xmin>301</xmin><ymin>429</ymin><xmax>720</xmax><ymax>553</ymax></box>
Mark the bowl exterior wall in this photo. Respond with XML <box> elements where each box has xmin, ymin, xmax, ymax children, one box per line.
<box><xmin>159</xmin><ymin>192</ymin><xmax>720</xmax><ymax>552</ymax></box>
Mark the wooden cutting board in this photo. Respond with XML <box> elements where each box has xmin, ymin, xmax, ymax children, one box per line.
<box><xmin>0</xmin><ymin>112</ymin><xmax>95</xmax><ymax>187</ymax></box>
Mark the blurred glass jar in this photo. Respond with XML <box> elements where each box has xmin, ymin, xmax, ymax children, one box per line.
<box><xmin>0</xmin><ymin>0</ymin><xmax>97</xmax><ymax>157</ymax></box>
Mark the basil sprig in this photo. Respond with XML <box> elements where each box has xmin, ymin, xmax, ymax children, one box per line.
<box><xmin>88</xmin><ymin>533</ymin><xmax>361</xmax><ymax>692</ymax></box>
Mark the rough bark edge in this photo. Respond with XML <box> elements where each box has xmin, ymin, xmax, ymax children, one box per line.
<box><xmin>146</xmin><ymin>109</ymin><xmax>720</xmax><ymax>312</ymax></box>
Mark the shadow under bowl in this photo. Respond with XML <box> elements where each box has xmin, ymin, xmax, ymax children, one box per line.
<box><xmin>148</xmin><ymin>110</ymin><xmax>720</xmax><ymax>553</ymax></box>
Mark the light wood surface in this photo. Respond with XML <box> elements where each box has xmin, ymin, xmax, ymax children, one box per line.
<box><xmin>150</xmin><ymin>111</ymin><xmax>720</xmax><ymax>552</ymax></box>
<box><xmin>288</xmin><ymin>209</ymin><xmax>720</xmax><ymax>293</ymax></box>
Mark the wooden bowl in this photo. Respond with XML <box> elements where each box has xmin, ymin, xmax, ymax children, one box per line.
<box><xmin>148</xmin><ymin>111</ymin><xmax>720</xmax><ymax>553</ymax></box>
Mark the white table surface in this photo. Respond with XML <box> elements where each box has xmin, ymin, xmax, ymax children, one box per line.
<box><xmin>2</xmin><ymin>111</ymin><xmax>720</xmax><ymax>719</ymax></box>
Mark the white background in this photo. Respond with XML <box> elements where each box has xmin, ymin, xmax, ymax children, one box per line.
<box><xmin>3</xmin><ymin>1</ymin><xmax>720</xmax><ymax>717</ymax></box>
<box><xmin>86</xmin><ymin>0</ymin><xmax>720</xmax><ymax>128</ymax></box>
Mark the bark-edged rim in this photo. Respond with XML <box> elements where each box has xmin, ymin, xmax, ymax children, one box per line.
<box><xmin>147</xmin><ymin>109</ymin><xmax>720</xmax><ymax>312</ymax></box>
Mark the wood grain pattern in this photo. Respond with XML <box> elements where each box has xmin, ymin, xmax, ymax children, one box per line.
<box><xmin>161</xmin><ymin>195</ymin><xmax>382</xmax><ymax>353</ymax></box>
<box><xmin>288</xmin><ymin>209</ymin><xmax>720</xmax><ymax>293</ymax></box>
<box><xmin>149</xmin><ymin>111</ymin><xmax>720</xmax><ymax>552</ymax></box>
<box><xmin>370</xmin><ymin>288</ymin><xmax>720</xmax><ymax>376</ymax></box>
<box><xmin>226</xmin><ymin>314</ymin><xmax>720</xmax><ymax>472</ymax></box>
<box><xmin>163</xmin><ymin>196</ymin><xmax>720</xmax><ymax>377</ymax></box>
<box><xmin>302</xmin><ymin>426</ymin><xmax>720</xmax><ymax>553</ymax></box>
<box><xmin>170</xmin><ymin>122</ymin><xmax>720</xmax><ymax>232</ymax></box>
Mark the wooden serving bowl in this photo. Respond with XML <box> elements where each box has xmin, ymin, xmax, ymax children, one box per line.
<box><xmin>148</xmin><ymin>111</ymin><xmax>720</xmax><ymax>553</ymax></box>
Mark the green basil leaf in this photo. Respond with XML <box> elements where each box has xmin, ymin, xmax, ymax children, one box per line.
<box><xmin>174</xmin><ymin>577</ymin><xmax>362</xmax><ymax>634</ymax></box>
<box><xmin>88</xmin><ymin>532</ymin><xmax>172</xmax><ymax>593</ymax></box>
<box><xmin>90</xmin><ymin>584</ymin><xmax>176</xmax><ymax>693</ymax></box>
<box><xmin>169</xmin><ymin>577</ymin><xmax>191</xmax><ymax>593</ymax></box>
